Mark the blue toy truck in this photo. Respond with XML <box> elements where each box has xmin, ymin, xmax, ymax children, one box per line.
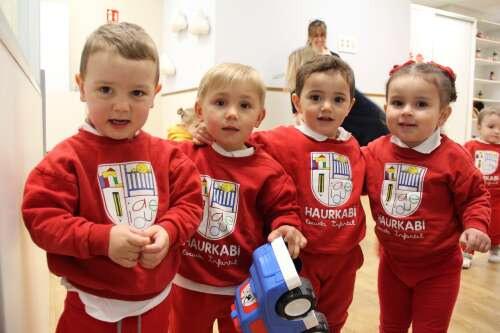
<box><xmin>230</xmin><ymin>237</ymin><xmax>329</xmax><ymax>333</ymax></box>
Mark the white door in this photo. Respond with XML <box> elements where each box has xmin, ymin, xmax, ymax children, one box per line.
<box><xmin>410</xmin><ymin>5</ymin><xmax>475</xmax><ymax>144</ymax></box>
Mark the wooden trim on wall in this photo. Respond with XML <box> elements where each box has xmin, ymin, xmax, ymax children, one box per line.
<box><xmin>161</xmin><ymin>87</ymin><xmax>198</xmax><ymax>97</ymax></box>
<box><xmin>162</xmin><ymin>86</ymin><xmax>385</xmax><ymax>98</ymax></box>
<box><xmin>365</xmin><ymin>92</ymin><xmax>385</xmax><ymax>98</ymax></box>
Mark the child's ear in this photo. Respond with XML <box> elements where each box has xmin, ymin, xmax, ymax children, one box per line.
<box><xmin>150</xmin><ymin>84</ymin><xmax>163</xmax><ymax>108</ymax></box>
<box><xmin>438</xmin><ymin>106</ymin><xmax>452</xmax><ymax>127</ymax></box>
<box><xmin>383</xmin><ymin>104</ymin><xmax>388</xmax><ymax>113</ymax></box>
<box><xmin>194</xmin><ymin>101</ymin><xmax>203</xmax><ymax>118</ymax></box>
<box><xmin>75</xmin><ymin>74</ymin><xmax>86</xmax><ymax>102</ymax></box>
<box><xmin>154</xmin><ymin>84</ymin><xmax>162</xmax><ymax>94</ymax></box>
<box><xmin>348</xmin><ymin>97</ymin><xmax>356</xmax><ymax>113</ymax></box>
<box><xmin>291</xmin><ymin>93</ymin><xmax>301</xmax><ymax>114</ymax></box>
<box><xmin>254</xmin><ymin>108</ymin><xmax>267</xmax><ymax>128</ymax></box>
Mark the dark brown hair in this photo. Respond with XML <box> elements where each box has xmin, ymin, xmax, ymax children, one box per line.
<box><xmin>295</xmin><ymin>55</ymin><xmax>355</xmax><ymax>99</ymax></box>
<box><xmin>386</xmin><ymin>62</ymin><xmax>457</xmax><ymax>107</ymax></box>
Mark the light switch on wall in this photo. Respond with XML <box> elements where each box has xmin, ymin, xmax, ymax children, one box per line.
<box><xmin>337</xmin><ymin>35</ymin><xmax>357</xmax><ymax>54</ymax></box>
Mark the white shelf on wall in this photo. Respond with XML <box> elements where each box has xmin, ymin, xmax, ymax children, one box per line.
<box><xmin>474</xmin><ymin>78</ymin><xmax>500</xmax><ymax>84</ymax></box>
<box><xmin>476</xmin><ymin>37</ymin><xmax>500</xmax><ymax>48</ymax></box>
<box><xmin>475</xmin><ymin>58</ymin><xmax>500</xmax><ymax>65</ymax></box>
<box><xmin>478</xmin><ymin>19</ymin><xmax>500</xmax><ymax>32</ymax></box>
<box><xmin>473</xmin><ymin>98</ymin><xmax>500</xmax><ymax>104</ymax></box>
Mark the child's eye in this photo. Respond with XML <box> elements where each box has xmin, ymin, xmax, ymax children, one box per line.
<box><xmin>310</xmin><ymin>95</ymin><xmax>321</xmax><ymax>102</ymax></box>
<box><xmin>415</xmin><ymin>101</ymin><xmax>428</xmax><ymax>108</ymax></box>
<box><xmin>390</xmin><ymin>100</ymin><xmax>403</xmax><ymax>107</ymax></box>
<box><xmin>132</xmin><ymin>90</ymin><xmax>145</xmax><ymax>97</ymax></box>
<box><xmin>98</xmin><ymin>86</ymin><xmax>112</xmax><ymax>94</ymax></box>
<box><xmin>334</xmin><ymin>96</ymin><xmax>345</xmax><ymax>103</ymax></box>
<box><xmin>214</xmin><ymin>99</ymin><xmax>225</xmax><ymax>107</ymax></box>
<box><xmin>240</xmin><ymin>102</ymin><xmax>252</xmax><ymax>109</ymax></box>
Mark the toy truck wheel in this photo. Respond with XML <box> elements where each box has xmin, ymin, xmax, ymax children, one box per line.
<box><xmin>276</xmin><ymin>278</ymin><xmax>316</xmax><ymax>319</ymax></box>
<box><xmin>302</xmin><ymin>312</ymin><xmax>329</xmax><ymax>333</ymax></box>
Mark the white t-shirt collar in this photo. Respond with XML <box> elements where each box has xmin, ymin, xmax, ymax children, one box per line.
<box><xmin>390</xmin><ymin>128</ymin><xmax>442</xmax><ymax>154</ymax></box>
<box><xmin>211</xmin><ymin>142</ymin><xmax>255</xmax><ymax>157</ymax></box>
<box><xmin>80</xmin><ymin>121</ymin><xmax>102</xmax><ymax>135</ymax></box>
<box><xmin>295</xmin><ymin>123</ymin><xmax>351</xmax><ymax>142</ymax></box>
<box><xmin>80</xmin><ymin>120</ymin><xmax>140</xmax><ymax>137</ymax></box>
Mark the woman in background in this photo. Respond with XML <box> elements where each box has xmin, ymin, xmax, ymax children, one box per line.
<box><xmin>286</xmin><ymin>19</ymin><xmax>388</xmax><ymax>146</ymax></box>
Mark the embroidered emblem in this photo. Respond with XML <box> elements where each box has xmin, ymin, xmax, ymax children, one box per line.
<box><xmin>98</xmin><ymin>162</ymin><xmax>158</xmax><ymax>229</ymax></box>
<box><xmin>310</xmin><ymin>152</ymin><xmax>353</xmax><ymax>207</ymax></box>
<box><xmin>198</xmin><ymin>175</ymin><xmax>239</xmax><ymax>240</ymax></box>
<box><xmin>474</xmin><ymin>150</ymin><xmax>499</xmax><ymax>175</ymax></box>
<box><xmin>381</xmin><ymin>163</ymin><xmax>426</xmax><ymax>217</ymax></box>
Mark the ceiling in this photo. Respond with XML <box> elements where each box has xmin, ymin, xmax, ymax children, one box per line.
<box><xmin>412</xmin><ymin>0</ymin><xmax>500</xmax><ymax>22</ymax></box>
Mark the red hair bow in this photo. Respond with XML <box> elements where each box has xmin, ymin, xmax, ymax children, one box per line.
<box><xmin>427</xmin><ymin>61</ymin><xmax>456</xmax><ymax>82</ymax></box>
<box><xmin>389</xmin><ymin>60</ymin><xmax>415</xmax><ymax>76</ymax></box>
<box><xmin>389</xmin><ymin>60</ymin><xmax>456</xmax><ymax>82</ymax></box>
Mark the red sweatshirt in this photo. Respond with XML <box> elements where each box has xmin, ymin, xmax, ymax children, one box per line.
<box><xmin>464</xmin><ymin>139</ymin><xmax>500</xmax><ymax>244</ymax></box>
<box><xmin>252</xmin><ymin>126</ymin><xmax>366</xmax><ymax>255</ymax></box>
<box><xmin>177</xmin><ymin>143</ymin><xmax>302</xmax><ymax>287</ymax></box>
<box><xmin>22</xmin><ymin>130</ymin><xmax>203</xmax><ymax>300</ymax></box>
<box><xmin>363</xmin><ymin>135</ymin><xmax>490</xmax><ymax>263</ymax></box>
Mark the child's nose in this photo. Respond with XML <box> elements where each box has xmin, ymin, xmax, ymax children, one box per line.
<box><xmin>225</xmin><ymin>106</ymin><xmax>238</xmax><ymax>119</ymax></box>
<box><xmin>401</xmin><ymin>104</ymin><xmax>413</xmax><ymax>115</ymax></box>
<box><xmin>112</xmin><ymin>96</ymin><xmax>131</xmax><ymax>112</ymax></box>
<box><xmin>321</xmin><ymin>100</ymin><xmax>333</xmax><ymax>111</ymax></box>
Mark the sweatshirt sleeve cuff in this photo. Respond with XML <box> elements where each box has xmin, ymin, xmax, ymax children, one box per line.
<box><xmin>161</xmin><ymin>222</ymin><xmax>179</xmax><ymax>249</ymax></box>
<box><xmin>271</xmin><ymin>215</ymin><xmax>302</xmax><ymax>232</ymax></box>
<box><xmin>464</xmin><ymin>220</ymin><xmax>488</xmax><ymax>234</ymax></box>
<box><xmin>88</xmin><ymin>224</ymin><xmax>113</xmax><ymax>256</ymax></box>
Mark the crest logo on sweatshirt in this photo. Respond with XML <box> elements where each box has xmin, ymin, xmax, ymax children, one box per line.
<box><xmin>198</xmin><ymin>175</ymin><xmax>239</xmax><ymax>240</ymax></box>
<box><xmin>310</xmin><ymin>152</ymin><xmax>353</xmax><ymax>207</ymax></box>
<box><xmin>97</xmin><ymin>162</ymin><xmax>158</xmax><ymax>229</ymax></box>
<box><xmin>474</xmin><ymin>150</ymin><xmax>499</xmax><ymax>175</ymax></box>
<box><xmin>381</xmin><ymin>163</ymin><xmax>427</xmax><ymax>217</ymax></box>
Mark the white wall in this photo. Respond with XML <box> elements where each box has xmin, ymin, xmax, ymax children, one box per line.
<box><xmin>163</xmin><ymin>0</ymin><xmax>410</xmax><ymax>94</ymax></box>
<box><xmin>40</xmin><ymin>0</ymin><xmax>69</xmax><ymax>92</ymax></box>
<box><xmin>0</xmin><ymin>11</ymin><xmax>48</xmax><ymax>333</ymax></box>
<box><xmin>68</xmin><ymin>0</ymin><xmax>164</xmax><ymax>91</ymax></box>
<box><xmin>162</xmin><ymin>0</ymin><xmax>214</xmax><ymax>93</ymax></box>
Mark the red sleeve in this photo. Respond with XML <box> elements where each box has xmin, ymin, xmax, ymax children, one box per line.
<box><xmin>257</xmin><ymin>168</ymin><xmax>302</xmax><ymax>232</ymax></box>
<box><xmin>158</xmin><ymin>153</ymin><xmax>203</xmax><ymax>248</ymax></box>
<box><xmin>452</xmin><ymin>151</ymin><xmax>490</xmax><ymax>233</ymax></box>
<box><xmin>251</xmin><ymin>130</ymin><xmax>280</xmax><ymax>160</ymax></box>
<box><xmin>462</xmin><ymin>141</ymin><xmax>475</xmax><ymax>158</ymax></box>
<box><xmin>22</xmin><ymin>165</ymin><xmax>112</xmax><ymax>258</ymax></box>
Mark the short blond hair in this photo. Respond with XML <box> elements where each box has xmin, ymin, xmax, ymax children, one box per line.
<box><xmin>79</xmin><ymin>22</ymin><xmax>159</xmax><ymax>83</ymax></box>
<box><xmin>478</xmin><ymin>106</ymin><xmax>500</xmax><ymax>125</ymax></box>
<box><xmin>197</xmin><ymin>63</ymin><xmax>266</xmax><ymax>106</ymax></box>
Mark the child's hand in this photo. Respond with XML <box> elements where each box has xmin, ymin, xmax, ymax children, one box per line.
<box><xmin>192</xmin><ymin>121</ymin><xmax>214</xmax><ymax>146</ymax></box>
<box><xmin>459</xmin><ymin>228</ymin><xmax>491</xmax><ymax>253</ymax></box>
<box><xmin>108</xmin><ymin>225</ymin><xmax>151</xmax><ymax>268</ymax></box>
<box><xmin>268</xmin><ymin>225</ymin><xmax>307</xmax><ymax>259</ymax></box>
<box><xmin>138</xmin><ymin>225</ymin><xmax>170</xmax><ymax>269</ymax></box>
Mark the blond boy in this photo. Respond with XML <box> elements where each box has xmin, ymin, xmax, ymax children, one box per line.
<box><xmin>22</xmin><ymin>22</ymin><xmax>203</xmax><ymax>333</ymax></box>
<box><xmin>170</xmin><ymin>63</ymin><xmax>306</xmax><ymax>333</ymax></box>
